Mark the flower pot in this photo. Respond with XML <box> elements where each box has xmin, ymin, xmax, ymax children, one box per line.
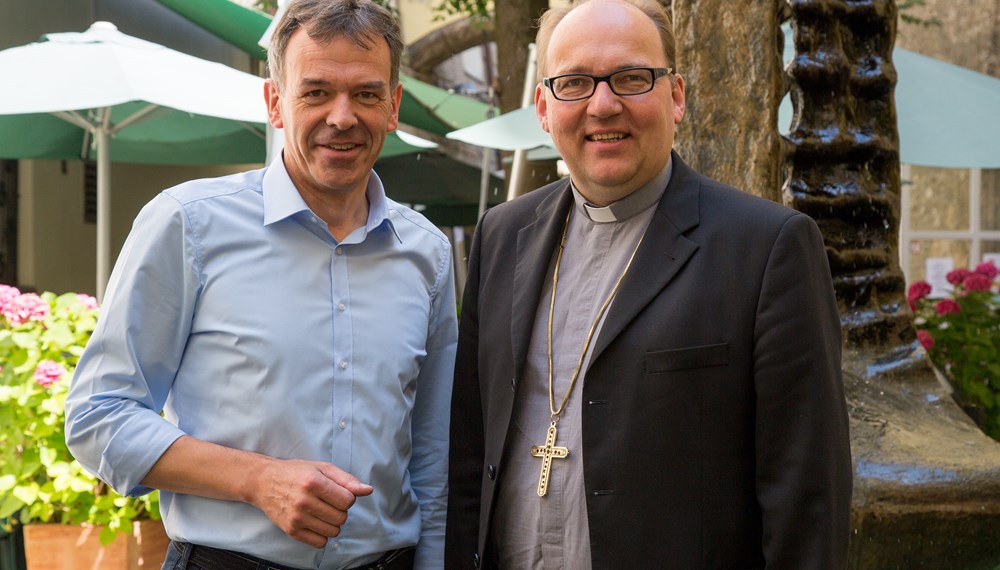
<box><xmin>22</xmin><ymin>520</ymin><xmax>167</xmax><ymax>570</ymax></box>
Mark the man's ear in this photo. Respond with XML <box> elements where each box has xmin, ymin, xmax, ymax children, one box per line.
<box><xmin>671</xmin><ymin>74</ymin><xmax>686</xmax><ymax>124</ymax></box>
<box><xmin>535</xmin><ymin>84</ymin><xmax>550</xmax><ymax>133</ymax></box>
<box><xmin>264</xmin><ymin>79</ymin><xmax>284</xmax><ymax>130</ymax></box>
<box><xmin>386</xmin><ymin>82</ymin><xmax>403</xmax><ymax>132</ymax></box>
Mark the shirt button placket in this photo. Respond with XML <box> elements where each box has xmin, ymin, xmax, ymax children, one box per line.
<box><xmin>330</xmin><ymin>245</ymin><xmax>352</xmax><ymax>462</ymax></box>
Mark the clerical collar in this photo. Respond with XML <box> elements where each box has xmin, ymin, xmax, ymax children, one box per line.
<box><xmin>571</xmin><ymin>157</ymin><xmax>673</xmax><ymax>223</ymax></box>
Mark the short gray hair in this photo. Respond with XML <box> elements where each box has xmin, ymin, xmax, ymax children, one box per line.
<box><xmin>267</xmin><ymin>0</ymin><xmax>403</xmax><ymax>92</ymax></box>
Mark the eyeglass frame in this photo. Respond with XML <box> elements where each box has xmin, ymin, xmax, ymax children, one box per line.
<box><xmin>542</xmin><ymin>67</ymin><xmax>673</xmax><ymax>102</ymax></box>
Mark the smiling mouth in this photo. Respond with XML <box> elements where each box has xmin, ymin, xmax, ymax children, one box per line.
<box><xmin>587</xmin><ymin>133</ymin><xmax>628</xmax><ymax>142</ymax></box>
<box><xmin>322</xmin><ymin>143</ymin><xmax>359</xmax><ymax>151</ymax></box>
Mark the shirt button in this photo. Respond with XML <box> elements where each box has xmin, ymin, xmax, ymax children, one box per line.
<box><xmin>335</xmin><ymin>247</ymin><xmax>343</xmax><ymax>255</ymax></box>
<box><xmin>331</xmin><ymin>541</ymin><xmax>341</xmax><ymax>551</ymax></box>
<box><xmin>487</xmin><ymin>464</ymin><xmax>497</xmax><ymax>480</ymax></box>
<box><xmin>338</xmin><ymin>303</ymin><xmax>346</xmax><ymax>312</ymax></box>
<box><xmin>338</xmin><ymin>419</ymin><xmax>347</xmax><ymax>430</ymax></box>
<box><xmin>339</xmin><ymin>360</ymin><xmax>348</xmax><ymax>369</ymax></box>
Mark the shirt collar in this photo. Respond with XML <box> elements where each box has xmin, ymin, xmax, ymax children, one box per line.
<box><xmin>571</xmin><ymin>156</ymin><xmax>673</xmax><ymax>223</ymax></box>
<box><xmin>262</xmin><ymin>154</ymin><xmax>399</xmax><ymax>242</ymax></box>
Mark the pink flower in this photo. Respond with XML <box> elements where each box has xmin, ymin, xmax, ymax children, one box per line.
<box><xmin>3</xmin><ymin>293</ymin><xmax>50</xmax><ymax>325</ymax></box>
<box><xmin>76</xmin><ymin>294</ymin><xmax>99</xmax><ymax>311</ymax></box>
<box><xmin>0</xmin><ymin>284</ymin><xmax>20</xmax><ymax>314</ymax></box>
<box><xmin>935</xmin><ymin>299</ymin><xmax>961</xmax><ymax>315</ymax></box>
<box><xmin>946</xmin><ymin>269</ymin><xmax>971</xmax><ymax>285</ymax></box>
<box><xmin>34</xmin><ymin>360</ymin><xmax>67</xmax><ymax>388</ymax></box>
<box><xmin>917</xmin><ymin>329</ymin><xmax>935</xmax><ymax>351</ymax></box>
<box><xmin>963</xmin><ymin>273</ymin><xmax>992</xmax><ymax>292</ymax></box>
<box><xmin>974</xmin><ymin>261</ymin><xmax>999</xmax><ymax>281</ymax></box>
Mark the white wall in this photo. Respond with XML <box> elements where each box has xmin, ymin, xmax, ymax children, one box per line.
<box><xmin>17</xmin><ymin>160</ymin><xmax>260</xmax><ymax>295</ymax></box>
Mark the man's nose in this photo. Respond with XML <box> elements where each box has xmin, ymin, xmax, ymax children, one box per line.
<box><xmin>326</xmin><ymin>94</ymin><xmax>358</xmax><ymax>131</ymax></box>
<box><xmin>587</xmin><ymin>81</ymin><xmax>623</xmax><ymax>118</ymax></box>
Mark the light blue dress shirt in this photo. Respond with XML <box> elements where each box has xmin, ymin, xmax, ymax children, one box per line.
<box><xmin>65</xmin><ymin>157</ymin><xmax>457</xmax><ymax>569</ymax></box>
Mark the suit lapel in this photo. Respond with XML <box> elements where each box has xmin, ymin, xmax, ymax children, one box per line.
<box><xmin>589</xmin><ymin>153</ymin><xmax>702</xmax><ymax>364</ymax></box>
<box><xmin>511</xmin><ymin>183</ymin><xmax>574</xmax><ymax>378</ymax></box>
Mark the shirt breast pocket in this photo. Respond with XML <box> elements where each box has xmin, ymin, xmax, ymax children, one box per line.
<box><xmin>644</xmin><ymin>342</ymin><xmax>730</xmax><ymax>374</ymax></box>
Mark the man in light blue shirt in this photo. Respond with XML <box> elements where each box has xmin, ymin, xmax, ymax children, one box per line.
<box><xmin>64</xmin><ymin>1</ymin><xmax>456</xmax><ymax>569</ymax></box>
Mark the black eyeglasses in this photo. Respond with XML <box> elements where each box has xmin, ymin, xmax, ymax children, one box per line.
<box><xmin>542</xmin><ymin>67</ymin><xmax>672</xmax><ymax>102</ymax></box>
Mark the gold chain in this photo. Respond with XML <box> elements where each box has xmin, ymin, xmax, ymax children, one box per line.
<box><xmin>546</xmin><ymin>207</ymin><xmax>645</xmax><ymax>418</ymax></box>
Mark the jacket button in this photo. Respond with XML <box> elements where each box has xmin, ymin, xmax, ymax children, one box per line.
<box><xmin>473</xmin><ymin>552</ymin><xmax>481</xmax><ymax>568</ymax></box>
<box><xmin>487</xmin><ymin>464</ymin><xmax>497</xmax><ymax>480</ymax></box>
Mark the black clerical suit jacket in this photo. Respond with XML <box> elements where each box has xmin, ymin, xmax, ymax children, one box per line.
<box><xmin>445</xmin><ymin>152</ymin><xmax>852</xmax><ymax>569</ymax></box>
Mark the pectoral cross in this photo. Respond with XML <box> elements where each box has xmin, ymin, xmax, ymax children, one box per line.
<box><xmin>530</xmin><ymin>420</ymin><xmax>569</xmax><ymax>497</ymax></box>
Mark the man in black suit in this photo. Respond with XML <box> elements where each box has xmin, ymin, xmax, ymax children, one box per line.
<box><xmin>445</xmin><ymin>0</ymin><xmax>852</xmax><ymax>568</ymax></box>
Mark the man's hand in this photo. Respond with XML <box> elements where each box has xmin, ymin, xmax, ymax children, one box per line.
<box><xmin>141</xmin><ymin>436</ymin><xmax>373</xmax><ymax>548</ymax></box>
<box><xmin>251</xmin><ymin>459</ymin><xmax>374</xmax><ymax>548</ymax></box>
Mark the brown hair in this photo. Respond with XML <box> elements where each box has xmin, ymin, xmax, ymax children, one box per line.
<box><xmin>535</xmin><ymin>0</ymin><xmax>676</xmax><ymax>82</ymax></box>
<box><xmin>267</xmin><ymin>0</ymin><xmax>403</xmax><ymax>91</ymax></box>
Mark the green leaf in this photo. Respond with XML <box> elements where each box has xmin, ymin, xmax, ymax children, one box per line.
<box><xmin>0</xmin><ymin>493</ymin><xmax>24</xmax><ymax>519</ymax></box>
<box><xmin>41</xmin><ymin>323</ymin><xmax>75</xmax><ymax>351</ymax></box>
<box><xmin>11</xmin><ymin>332</ymin><xmax>38</xmax><ymax>349</ymax></box>
<box><xmin>99</xmin><ymin>524</ymin><xmax>118</xmax><ymax>546</ymax></box>
<box><xmin>12</xmin><ymin>482</ymin><xmax>39</xmax><ymax>505</ymax></box>
<box><xmin>0</xmin><ymin>475</ymin><xmax>15</xmax><ymax>492</ymax></box>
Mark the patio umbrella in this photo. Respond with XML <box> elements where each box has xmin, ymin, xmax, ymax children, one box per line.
<box><xmin>0</xmin><ymin>21</ymin><xmax>267</xmax><ymax>299</ymax></box>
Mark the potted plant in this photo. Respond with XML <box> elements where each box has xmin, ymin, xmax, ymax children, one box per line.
<box><xmin>908</xmin><ymin>262</ymin><xmax>1000</xmax><ymax>440</ymax></box>
<box><xmin>0</xmin><ymin>286</ymin><xmax>165</xmax><ymax>569</ymax></box>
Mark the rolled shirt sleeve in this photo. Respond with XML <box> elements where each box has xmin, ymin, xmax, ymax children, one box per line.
<box><xmin>65</xmin><ymin>192</ymin><xmax>197</xmax><ymax>497</ymax></box>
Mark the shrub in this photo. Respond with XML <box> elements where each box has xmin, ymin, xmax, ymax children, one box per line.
<box><xmin>0</xmin><ymin>287</ymin><xmax>158</xmax><ymax>544</ymax></box>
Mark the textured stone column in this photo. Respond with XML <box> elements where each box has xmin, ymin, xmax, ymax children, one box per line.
<box><xmin>785</xmin><ymin>0</ymin><xmax>1000</xmax><ymax>566</ymax></box>
<box><xmin>672</xmin><ymin>0</ymin><xmax>785</xmax><ymax>201</ymax></box>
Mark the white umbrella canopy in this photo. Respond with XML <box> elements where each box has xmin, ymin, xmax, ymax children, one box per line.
<box><xmin>0</xmin><ymin>21</ymin><xmax>267</xmax><ymax>299</ymax></box>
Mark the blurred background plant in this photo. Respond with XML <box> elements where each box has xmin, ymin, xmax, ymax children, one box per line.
<box><xmin>0</xmin><ymin>287</ymin><xmax>159</xmax><ymax>545</ymax></box>
<box><xmin>908</xmin><ymin>262</ymin><xmax>1000</xmax><ymax>440</ymax></box>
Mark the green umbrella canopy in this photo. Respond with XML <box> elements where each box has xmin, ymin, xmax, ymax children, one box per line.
<box><xmin>375</xmin><ymin>152</ymin><xmax>505</xmax><ymax>227</ymax></box>
<box><xmin>0</xmin><ymin>103</ymin><xmax>264</xmax><ymax>165</ymax></box>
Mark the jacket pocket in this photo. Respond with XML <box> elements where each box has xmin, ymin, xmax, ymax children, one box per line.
<box><xmin>645</xmin><ymin>342</ymin><xmax>729</xmax><ymax>373</ymax></box>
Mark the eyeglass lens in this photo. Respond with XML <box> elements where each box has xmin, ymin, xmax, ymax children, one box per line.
<box><xmin>551</xmin><ymin>68</ymin><xmax>655</xmax><ymax>100</ymax></box>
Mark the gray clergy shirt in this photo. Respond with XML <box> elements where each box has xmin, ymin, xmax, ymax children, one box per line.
<box><xmin>493</xmin><ymin>158</ymin><xmax>672</xmax><ymax>569</ymax></box>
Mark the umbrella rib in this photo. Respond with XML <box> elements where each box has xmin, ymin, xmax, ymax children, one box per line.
<box><xmin>238</xmin><ymin>121</ymin><xmax>267</xmax><ymax>140</ymax></box>
<box><xmin>52</xmin><ymin>110</ymin><xmax>96</xmax><ymax>131</ymax></box>
<box><xmin>111</xmin><ymin>104</ymin><xmax>162</xmax><ymax>134</ymax></box>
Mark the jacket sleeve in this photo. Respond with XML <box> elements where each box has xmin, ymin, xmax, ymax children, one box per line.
<box><xmin>445</xmin><ymin>212</ymin><xmax>488</xmax><ymax>569</ymax></box>
<box><xmin>752</xmin><ymin>213</ymin><xmax>852</xmax><ymax>569</ymax></box>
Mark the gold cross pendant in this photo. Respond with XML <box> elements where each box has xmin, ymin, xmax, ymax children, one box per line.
<box><xmin>530</xmin><ymin>420</ymin><xmax>569</xmax><ymax>497</ymax></box>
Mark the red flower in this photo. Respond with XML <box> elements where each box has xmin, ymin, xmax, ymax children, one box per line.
<box><xmin>935</xmin><ymin>299</ymin><xmax>961</xmax><ymax>315</ymax></box>
<box><xmin>907</xmin><ymin>280</ymin><xmax>932</xmax><ymax>302</ymax></box>
<box><xmin>946</xmin><ymin>268</ymin><xmax>971</xmax><ymax>285</ymax></box>
<box><xmin>964</xmin><ymin>273</ymin><xmax>992</xmax><ymax>292</ymax></box>
<box><xmin>917</xmin><ymin>329</ymin><xmax>935</xmax><ymax>351</ymax></box>
<box><xmin>974</xmin><ymin>261</ymin><xmax>999</xmax><ymax>281</ymax></box>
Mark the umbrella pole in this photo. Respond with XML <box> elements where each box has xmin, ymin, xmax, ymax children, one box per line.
<box><xmin>506</xmin><ymin>44</ymin><xmax>538</xmax><ymax>202</ymax></box>
<box><xmin>96</xmin><ymin>123</ymin><xmax>111</xmax><ymax>302</ymax></box>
